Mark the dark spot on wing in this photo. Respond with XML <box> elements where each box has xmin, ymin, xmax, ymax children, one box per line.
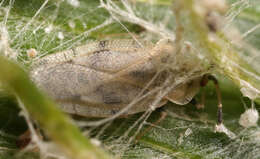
<box><xmin>130</xmin><ymin>70</ymin><xmax>147</xmax><ymax>79</ymax></box>
<box><xmin>103</xmin><ymin>92</ymin><xmax>122</xmax><ymax>104</ymax></box>
<box><xmin>129</xmin><ymin>69</ymin><xmax>157</xmax><ymax>84</ymax></box>
<box><xmin>71</xmin><ymin>95</ymin><xmax>81</xmax><ymax>100</ymax></box>
<box><xmin>93</xmin><ymin>49</ymin><xmax>110</xmax><ymax>55</ymax></box>
<box><xmin>56</xmin><ymin>94</ymin><xmax>81</xmax><ymax>103</ymax></box>
<box><xmin>96</xmin><ymin>84</ymin><xmax>123</xmax><ymax>105</ymax></box>
<box><xmin>99</xmin><ymin>40</ymin><xmax>108</xmax><ymax>49</ymax></box>
<box><xmin>110</xmin><ymin>109</ymin><xmax>118</xmax><ymax>115</ymax></box>
<box><xmin>66</xmin><ymin>59</ymin><xmax>74</xmax><ymax>64</ymax></box>
<box><xmin>89</xmin><ymin>49</ymin><xmax>110</xmax><ymax>68</ymax></box>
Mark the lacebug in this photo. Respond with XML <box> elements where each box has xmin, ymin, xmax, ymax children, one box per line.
<box><xmin>30</xmin><ymin>39</ymin><xmax>223</xmax><ymax>124</ymax></box>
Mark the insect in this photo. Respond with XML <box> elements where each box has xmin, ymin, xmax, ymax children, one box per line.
<box><xmin>30</xmin><ymin>39</ymin><xmax>223</xmax><ymax>124</ymax></box>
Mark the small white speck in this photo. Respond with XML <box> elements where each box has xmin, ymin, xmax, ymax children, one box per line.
<box><xmin>67</xmin><ymin>0</ymin><xmax>80</xmax><ymax>7</ymax></box>
<box><xmin>44</xmin><ymin>25</ymin><xmax>53</xmax><ymax>34</ymax></box>
<box><xmin>239</xmin><ymin>108</ymin><xmax>259</xmax><ymax>128</ymax></box>
<box><xmin>90</xmin><ymin>138</ymin><xmax>101</xmax><ymax>146</ymax></box>
<box><xmin>215</xmin><ymin>123</ymin><xmax>236</xmax><ymax>139</ymax></box>
<box><xmin>178</xmin><ymin>133</ymin><xmax>184</xmax><ymax>145</ymax></box>
<box><xmin>68</xmin><ymin>20</ymin><xmax>75</xmax><ymax>29</ymax></box>
<box><xmin>82</xmin><ymin>22</ymin><xmax>87</xmax><ymax>29</ymax></box>
<box><xmin>184</xmin><ymin>128</ymin><xmax>193</xmax><ymax>137</ymax></box>
<box><xmin>27</xmin><ymin>48</ymin><xmax>38</xmax><ymax>58</ymax></box>
<box><xmin>57</xmin><ymin>32</ymin><xmax>64</xmax><ymax>40</ymax></box>
<box><xmin>150</xmin><ymin>105</ymin><xmax>156</xmax><ymax>111</ymax></box>
<box><xmin>208</xmin><ymin>33</ymin><xmax>217</xmax><ymax>43</ymax></box>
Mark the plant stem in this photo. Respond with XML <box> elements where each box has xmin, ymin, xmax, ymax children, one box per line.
<box><xmin>0</xmin><ymin>56</ymin><xmax>112</xmax><ymax>159</ymax></box>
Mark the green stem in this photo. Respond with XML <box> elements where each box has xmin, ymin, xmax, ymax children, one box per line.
<box><xmin>0</xmin><ymin>56</ymin><xmax>112</xmax><ymax>159</ymax></box>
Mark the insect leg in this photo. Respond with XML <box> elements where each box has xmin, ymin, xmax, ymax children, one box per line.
<box><xmin>198</xmin><ymin>89</ymin><xmax>206</xmax><ymax>109</ymax></box>
<box><xmin>190</xmin><ymin>90</ymin><xmax>205</xmax><ymax>109</ymax></box>
<box><xmin>190</xmin><ymin>98</ymin><xmax>197</xmax><ymax>105</ymax></box>
<box><xmin>17</xmin><ymin>125</ymin><xmax>43</xmax><ymax>149</ymax></box>
<box><xmin>193</xmin><ymin>90</ymin><xmax>206</xmax><ymax>109</ymax></box>
<box><xmin>17</xmin><ymin>129</ymin><xmax>31</xmax><ymax>149</ymax></box>
<box><xmin>206</xmin><ymin>75</ymin><xmax>223</xmax><ymax>124</ymax></box>
<box><xmin>135</xmin><ymin>111</ymin><xmax>167</xmax><ymax>142</ymax></box>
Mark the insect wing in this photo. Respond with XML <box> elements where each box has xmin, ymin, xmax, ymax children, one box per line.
<box><xmin>166</xmin><ymin>78</ymin><xmax>202</xmax><ymax>105</ymax></box>
<box><xmin>30</xmin><ymin>40</ymin><xmax>167</xmax><ymax>117</ymax></box>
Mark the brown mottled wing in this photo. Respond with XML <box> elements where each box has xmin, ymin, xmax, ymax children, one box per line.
<box><xmin>30</xmin><ymin>40</ymin><xmax>167</xmax><ymax>117</ymax></box>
